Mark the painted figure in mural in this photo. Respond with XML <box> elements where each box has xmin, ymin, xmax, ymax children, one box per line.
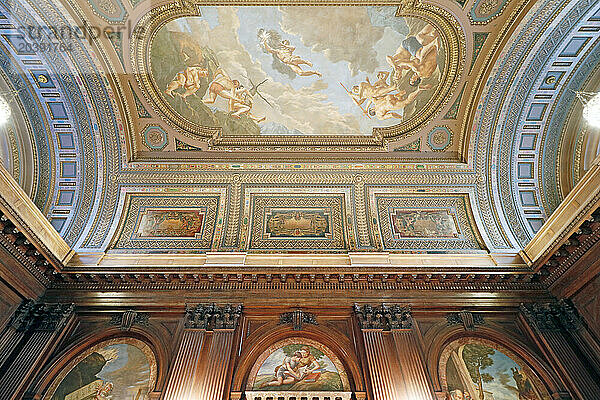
<box><xmin>258</xmin><ymin>29</ymin><xmax>322</xmax><ymax>78</ymax></box>
<box><xmin>449</xmin><ymin>389</ymin><xmax>473</xmax><ymax>400</ymax></box>
<box><xmin>386</xmin><ymin>23</ymin><xmax>440</xmax><ymax>86</ymax></box>
<box><xmin>349</xmin><ymin>71</ymin><xmax>397</xmax><ymax>111</ymax></box>
<box><xmin>203</xmin><ymin>69</ymin><xmax>266</xmax><ymax>123</ymax></box>
<box><xmin>51</xmin><ymin>347</ymin><xmax>118</xmax><ymax>400</ymax></box>
<box><xmin>229</xmin><ymin>84</ymin><xmax>267</xmax><ymax>123</ymax></box>
<box><xmin>449</xmin><ymin>389</ymin><xmax>464</xmax><ymax>400</ymax></box>
<box><xmin>511</xmin><ymin>368</ymin><xmax>538</xmax><ymax>400</ymax></box>
<box><xmin>367</xmin><ymin>84</ymin><xmax>432</xmax><ymax>120</ymax></box>
<box><xmin>261</xmin><ymin>351</ymin><xmax>304</xmax><ymax>387</ymax></box>
<box><xmin>296</xmin><ymin>346</ymin><xmax>323</xmax><ymax>382</ymax></box>
<box><xmin>261</xmin><ymin>346</ymin><xmax>324</xmax><ymax>387</ymax></box>
<box><xmin>165</xmin><ymin>66</ymin><xmax>209</xmax><ymax>98</ymax></box>
<box><xmin>95</xmin><ymin>382</ymin><xmax>114</xmax><ymax>399</ymax></box>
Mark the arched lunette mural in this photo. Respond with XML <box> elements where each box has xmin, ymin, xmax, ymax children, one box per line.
<box><xmin>44</xmin><ymin>337</ymin><xmax>157</xmax><ymax>400</ymax></box>
<box><xmin>247</xmin><ymin>337</ymin><xmax>351</xmax><ymax>392</ymax></box>
<box><xmin>440</xmin><ymin>338</ymin><xmax>551</xmax><ymax>400</ymax></box>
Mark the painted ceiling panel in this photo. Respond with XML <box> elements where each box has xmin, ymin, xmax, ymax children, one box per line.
<box><xmin>0</xmin><ymin>0</ymin><xmax>597</xmax><ymax>256</ymax></box>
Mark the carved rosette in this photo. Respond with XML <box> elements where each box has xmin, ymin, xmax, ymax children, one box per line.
<box><xmin>185</xmin><ymin>303</ymin><xmax>243</xmax><ymax>330</ymax></box>
<box><xmin>520</xmin><ymin>300</ymin><xmax>582</xmax><ymax>332</ymax></box>
<box><xmin>354</xmin><ymin>304</ymin><xmax>412</xmax><ymax>330</ymax></box>
<box><xmin>10</xmin><ymin>300</ymin><xmax>74</xmax><ymax>332</ymax></box>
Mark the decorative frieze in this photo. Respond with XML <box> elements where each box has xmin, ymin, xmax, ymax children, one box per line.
<box><xmin>51</xmin><ymin>270</ymin><xmax>543</xmax><ymax>292</ymax></box>
<box><xmin>185</xmin><ymin>303</ymin><xmax>242</xmax><ymax>330</ymax></box>
<box><xmin>9</xmin><ymin>300</ymin><xmax>73</xmax><ymax>332</ymax></box>
<box><xmin>109</xmin><ymin>310</ymin><xmax>149</xmax><ymax>331</ymax></box>
<box><xmin>354</xmin><ymin>304</ymin><xmax>412</xmax><ymax>330</ymax></box>
<box><xmin>520</xmin><ymin>300</ymin><xmax>581</xmax><ymax>331</ymax></box>
<box><xmin>279</xmin><ymin>309</ymin><xmax>318</xmax><ymax>331</ymax></box>
<box><xmin>446</xmin><ymin>310</ymin><xmax>484</xmax><ymax>331</ymax></box>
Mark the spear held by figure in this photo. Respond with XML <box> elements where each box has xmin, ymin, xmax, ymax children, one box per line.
<box><xmin>340</xmin><ymin>82</ymin><xmax>372</xmax><ymax>119</ymax></box>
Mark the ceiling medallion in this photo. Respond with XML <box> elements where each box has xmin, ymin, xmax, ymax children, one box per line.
<box><xmin>132</xmin><ymin>0</ymin><xmax>464</xmax><ymax>151</ymax></box>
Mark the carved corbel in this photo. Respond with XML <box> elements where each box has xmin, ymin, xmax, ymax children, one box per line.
<box><xmin>109</xmin><ymin>310</ymin><xmax>149</xmax><ymax>331</ymax></box>
<box><xmin>279</xmin><ymin>309</ymin><xmax>318</xmax><ymax>331</ymax></box>
<box><xmin>446</xmin><ymin>310</ymin><xmax>484</xmax><ymax>331</ymax></box>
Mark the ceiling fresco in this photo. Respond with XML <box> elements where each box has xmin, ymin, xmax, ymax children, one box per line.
<box><xmin>131</xmin><ymin>1</ymin><xmax>463</xmax><ymax>151</ymax></box>
<box><xmin>145</xmin><ymin>8</ymin><xmax>446</xmax><ymax>136</ymax></box>
<box><xmin>0</xmin><ymin>0</ymin><xmax>598</xmax><ymax>258</ymax></box>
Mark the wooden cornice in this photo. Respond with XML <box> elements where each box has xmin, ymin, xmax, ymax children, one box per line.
<box><xmin>48</xmin><ymin>269</ymin><xmax>544</xmax><ymax>292</ymax></box>
<box><xmin>521</xmin><ymin>160</ymin><xmax>600</xmax><ymax>298</ymax></box>
<box><xmin>0</xmin><ymin>164</ymin><xmax>73</xmax><ymax>271</ymax></box>
<box><xmin>522</xmin><ymin>160</ymin><xmax>600</xmax><ymax>269</ymax></box>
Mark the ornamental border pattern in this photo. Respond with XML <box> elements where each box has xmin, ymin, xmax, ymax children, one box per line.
<box><xmin>109</xmin><ymin>189</ymin><xmax>227</xmax><ymax>252</ymax></box>
<box><xmin>370</xmin><ymin>191</ymin><xmax>484</xmax><ymax>251</ymax></box>
<box><xmin>242</xmin><ymin>187</ymin><xmax>355</xmax><ymax>252</ymax></box>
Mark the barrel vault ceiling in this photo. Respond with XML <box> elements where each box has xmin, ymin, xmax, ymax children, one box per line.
<box><xmin>0</xmin><ymin>0</ymin><xmax>598</xmax><ymax>259</ymax></box>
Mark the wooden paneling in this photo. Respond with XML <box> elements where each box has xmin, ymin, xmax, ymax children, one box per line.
<box><xmin>572</xmin><ymin>273</ymin><xmax>600</xmax><ymax>338</ymax></box>
<box><xmin>391</xmin><ymin>330</ymin><xmax>435</xmax><ymax>400</ymax></box>
<box><xmin>362</xmin><ymin>330</ymin><xmax>401</xmax><ymax>400</ymax></box>
<box><xmin>162</xmin><ymin>330</ymin><xmax>205</xmax><ymax>400</ymax></box>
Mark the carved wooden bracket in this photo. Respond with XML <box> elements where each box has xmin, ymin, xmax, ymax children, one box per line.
<box><xmin>446</xmin><ymin>310</ymin><xmax>484</xmax><ymax>331</ymax></box>
<box><xmin>279</xmin><ymin>309</ymin><xmax>317</xmax><ymax>331</ymax></box>
<box><xmin>185</xmin><ymin>303</ymin><xmax>243</xmax><ymax>330</ymax></box>
<box><xmin>354</xmin><ymin>303</ymin><xmax>412</xmax><ymax>330</ymax></box>
<box><xmin>109</xmin><ymin>310</ymin><xmax>149</xmax><ymax>331</ymax></box>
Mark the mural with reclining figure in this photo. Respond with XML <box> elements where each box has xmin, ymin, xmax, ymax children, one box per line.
<box><xmin>248</xmin><ymin>338</ymin><xmax>350</xmax><ymax>392</ymax></box>
<box><xmin>149</xmin><ymin>6</ymin><xmax>445</xmax><ymax>137</ymax></box>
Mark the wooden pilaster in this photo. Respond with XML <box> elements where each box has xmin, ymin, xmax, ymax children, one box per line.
<box><xmin>162</xmin><ymin>304</ymin><xmax>242</xmax><ymax>400</ymax></box>
<box><xmin>362</xmin><ymin>329</ymin><xmax>402</xmax><ymax>400</ymax></box>
<box><xmin>391</xmin><ymin>328</ymin><xmax>436</xmax><ymax>400</ymax></box>
<box><xmin>0</xmin><ymin>302</ymin><xmax>73</xmax><ymax>400</ymax></box>
<box><xmin>520</xmin><ymin>302</ymin><xmax>600</xmax><ymax>400</ymax></box>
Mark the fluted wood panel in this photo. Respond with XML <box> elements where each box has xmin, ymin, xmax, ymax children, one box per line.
<box><xmin>566</xmin><ymin>328</ymin><xmax>600</xmax><ymax>377</ymax></box>
<box><xmin>162</xmin><ymin>330</ymin><xmax>205</xmax><ymax>400</ymax></box>
<box><xmin>0</xmin><ymin>327</ymin><xmax>24</xmax><ymax>369</ymax></box>
<box><xmin>362</xmin><ymin>330</ymin><xmax>400</xmax><ymax>400</ymax></box>
<box><xmin>391</xmin><ymin>330</ymin><xmax>435</xmax><ymax>400</ymax></box>
<box><xmin>0</xmin><ymin>330</ymin><xmax>53</xmax><ymax>400</ymax></box>
<box><xmin>543</xmin><ymin>331</ymin><xmax>600</xmax><ymax>400</ymax></box>
<box><xmin>196</xmin><ymin>330</ymin><xmax>235</xmax><ymax>400</ymax></box>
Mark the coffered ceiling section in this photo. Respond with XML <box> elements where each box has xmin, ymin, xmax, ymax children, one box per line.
<box><xmin>0</xmin><ymin>0</ymin><xmax>598</xmax><ymax>256</ymax></box>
